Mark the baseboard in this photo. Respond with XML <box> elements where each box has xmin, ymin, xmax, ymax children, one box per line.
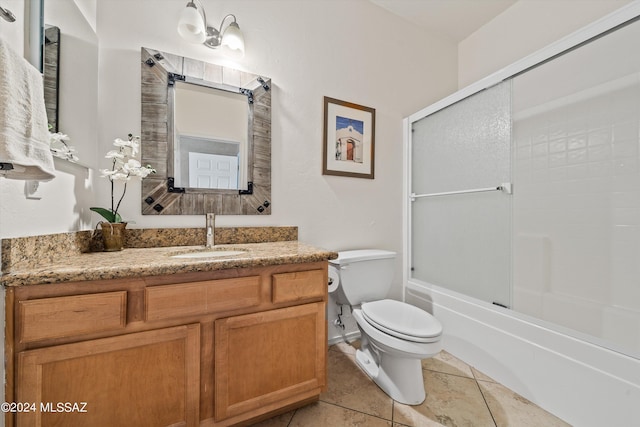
<box><xmin>328</xmin><ymin>330</ymin><xmax>360</xmax><ymax>346</ymax></box>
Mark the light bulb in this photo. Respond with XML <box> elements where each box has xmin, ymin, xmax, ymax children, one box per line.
<box><xmin>177</xmin><ymin>5</ymin><xmax>206</xmax><ymax>44</ymax></box>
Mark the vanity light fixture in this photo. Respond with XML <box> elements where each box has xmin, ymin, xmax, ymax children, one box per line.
<box><xmin>177</xmin><ymin>0</ymin><xmax>245</xmax><ymax>58</ymax></box>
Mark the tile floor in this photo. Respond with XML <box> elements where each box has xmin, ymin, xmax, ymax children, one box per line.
<box><xmin>253</xmin><ymin>341</ymin><xmax>571</xmax><ymax>426</ymax></box>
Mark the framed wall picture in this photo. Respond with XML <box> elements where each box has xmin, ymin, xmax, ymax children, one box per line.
<box><xmin>322</xmin><ymin>97</ymin><xmax>375</xmax><ymax>179</ymax></box>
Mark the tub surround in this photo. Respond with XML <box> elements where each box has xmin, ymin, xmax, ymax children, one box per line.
<box><xmin>0</xmin><ymin>226</ymin><xmax>332</xmax><ymax>287</ymax></box>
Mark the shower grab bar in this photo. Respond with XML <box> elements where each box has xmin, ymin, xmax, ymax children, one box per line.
<box><xmin>410</xmin><ymin>183</ymin><xmax>512</xmax><ymax>201</ymax></box>
<box><xmin>0</xmin><ymin>5</ymin><xmax>16</xmax><ymax>22</ymax></box>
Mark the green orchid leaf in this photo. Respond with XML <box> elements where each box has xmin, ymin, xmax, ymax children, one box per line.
<box><xmin>90</xmin><ymin>207</ymin><xmax>122</xmax><ymax>223</ymax></box>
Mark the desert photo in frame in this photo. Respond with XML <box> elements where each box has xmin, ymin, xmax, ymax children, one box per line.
<box><xmin>322</xmin><ymin>97</ymin><xmax>375</xmax><ymax>179</ymax></box>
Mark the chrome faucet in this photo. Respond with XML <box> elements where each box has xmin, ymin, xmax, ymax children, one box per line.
<box><xmin>206</xmin><ymin>213</ymin><xmax>215</xmax><ymax>248</ymax></box>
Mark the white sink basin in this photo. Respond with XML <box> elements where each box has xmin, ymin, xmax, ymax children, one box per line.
<box><xmin>170</xmin><ymin>250</ymin><xmax>247</xmax><ymax>259</ymax></box>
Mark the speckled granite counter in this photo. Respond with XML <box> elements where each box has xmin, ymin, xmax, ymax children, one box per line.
<box><xmin>1</xmin><ymin>227</ymin><xmax>337</xmax><ymax>287</ymax></box>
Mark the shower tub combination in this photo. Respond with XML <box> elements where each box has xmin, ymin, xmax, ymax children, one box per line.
<box><xmin>404</xmin><ymin>5</ymin><xmax>640</xmax><ymax>427</ymax></box>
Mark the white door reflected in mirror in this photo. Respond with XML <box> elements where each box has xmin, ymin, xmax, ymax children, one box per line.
<box><xmin>188</xmin><ymin>152</ymin><xmax>239</xmax><ymax>189</ymax></box>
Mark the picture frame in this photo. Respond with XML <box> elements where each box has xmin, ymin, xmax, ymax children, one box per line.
<box><xmin>322</xmin><ymin>96</ymin><xmax>375</xmax><ymax>179</ymax></box>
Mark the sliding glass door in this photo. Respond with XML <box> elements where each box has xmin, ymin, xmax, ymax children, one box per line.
<box><xmin>410</xmin><ymin>82</ymin><xmax>512</xmax><ymax>307</ymax></box>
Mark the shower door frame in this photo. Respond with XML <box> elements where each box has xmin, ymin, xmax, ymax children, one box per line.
<box><xmin>403</xmin><ymin>2</ymin><xmax>640</xmax><ymax>349</ymax></box>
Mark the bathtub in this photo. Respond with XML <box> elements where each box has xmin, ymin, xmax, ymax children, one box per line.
<box><xmin>405</xmin><ymin>278</ymin><xmax>640</xmax><ymax>427</ymax></box>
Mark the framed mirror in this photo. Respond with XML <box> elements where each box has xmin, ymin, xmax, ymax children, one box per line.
<box><xmin>41</xmin><ymin>0</ymin><xmax>100</xmax><ymax>168</ymax></box>
<box><xmin>43</xmin><ymin>25</ymin><xmax>59</xmax><ymax>132</ymax></box>
<box><xmin>140</xmin><ymin>47</ymin><xmax>271</xmax><ymax>215</ymax></box>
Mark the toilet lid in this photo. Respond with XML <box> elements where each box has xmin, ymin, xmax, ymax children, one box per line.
<box><xmin>361</xmin><ymin>299</ymin><xmax>442</xmax><ymax>343</ymax></box>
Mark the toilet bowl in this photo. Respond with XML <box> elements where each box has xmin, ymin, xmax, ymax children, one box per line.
<box><xmin>328</xmin><ymin>250</ymin><xmax>443</xmax><ymax>405</ymax></box>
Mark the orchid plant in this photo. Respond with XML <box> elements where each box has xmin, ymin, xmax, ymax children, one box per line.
<box><xmin>90</xmin><ymin>134</ymin><xmax>155</xmax><ymax>223</ymax></box>
<box><xmin>49</xmin><ymin>131</ymin><xmax>79</xmax><ymax>162</ymax></box>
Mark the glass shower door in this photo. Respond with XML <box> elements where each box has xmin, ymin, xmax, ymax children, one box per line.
<box><xmin>410</xmin><ymin>82</ymin><xmax>512</xmax><ymax>307</ymax></box>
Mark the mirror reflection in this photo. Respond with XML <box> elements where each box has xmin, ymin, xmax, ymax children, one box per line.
<box><xmin>171</xmin><ymin>81</ymin><xmax>249</xmax><ymax>191</ymax></box>
<box><xmin>43</xmin><ymin>25</ymin><xmax>59</xmax><ymax>132</ymax></box>
<box><xmin>42</xmin><ymin>0</ymin><xmax>99</xmax><ymax>168</ymax></box>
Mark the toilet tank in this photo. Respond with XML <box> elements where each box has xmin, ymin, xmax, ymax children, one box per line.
<box><xmin>328</xmin><ymin>249</ymin><xmax>396</xmax><ymax>305</ymax></box>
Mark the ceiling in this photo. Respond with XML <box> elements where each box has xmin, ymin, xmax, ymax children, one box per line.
<box><xmin>369</xmin><ymin>0</ymin><xmax>518</xmax><ymax>42</ymax></box>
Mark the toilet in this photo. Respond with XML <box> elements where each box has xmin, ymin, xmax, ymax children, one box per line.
<box><xmin>328</xmin><ymin>249</ymin><xmax>442</xmax><ymax>405</ymax></box>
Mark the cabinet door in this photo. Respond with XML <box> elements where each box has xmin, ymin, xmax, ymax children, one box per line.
<box><xmin>17</xmin><ymin>324</ymin><xmax>200</xmax><ymax>427</ymax></box>
<box><xmin>214</xmin><ymin>302</ymin><xmax>326</xmax><ymax>421</ymax></box>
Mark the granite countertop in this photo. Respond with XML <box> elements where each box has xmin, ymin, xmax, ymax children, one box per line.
<box><xmin>1</xmin><ymin>241</ymin><xmax>338</xmax><ymax>287</ymax></box>
<box><xmin>0</xmin><ymin>227</ymin><xmax>338</xmax><ymax>287</ymax></box>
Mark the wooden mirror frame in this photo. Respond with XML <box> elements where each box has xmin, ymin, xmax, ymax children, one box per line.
<box><xmin>140</xmin><ymin>47</ymin><xmax>271</xmax><ymax>215</ymax></box>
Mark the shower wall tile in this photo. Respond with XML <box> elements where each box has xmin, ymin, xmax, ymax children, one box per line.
<box><xmin>613</xmin><ymin>157</ymin><xmax>638</xmax><ymax>175</ymax></box>
<box><xmin>542</xmin><ymin>292</ymin><xmax>603</xmax><ymax>337</ymax></box>
<box><xmin>512</xmin><ymin>81</ymin><xmax>640</xmax><ymax>356</ymax></box>
<box><xmin>613</xmin><ymin>207</ymin><xmax>640</xmax><ymax>226</ymax></box>
<box><xmin>612</xmin><ymin>121</ymin><xmax>638</xmax><ymax>141</ymax></box>
<box><xmin>548</xmin><ymin>139</ymin><xmax>566</xmax><ymax>153</ymax></box>
<box><xmin>567</xmin><ymin>134</ymin><xmax>587</xmax><ymax>150</ymax></box>
<box><xmin>513</xmin><ymin>286</ymin><xmax>543</xmax><ymax>318</ymax></box>
<box><xmin>586</xmin><ymin>144</ymin><xmax>610</xmax><ymax>161</ymax></box>
<box><xmin>587</xmin><ymin>128</ymin><xmax>611</xmax><ymax>146</ymax></box>
<box><xmin>587</xmin><ymin>160</ymin><xmax>612</xmax><ymax>177</ymax></box>
<box><xmin>602</xmin><ymin>306</ymin><xmax>640</xmax><ymax>351</ymax></box>
<box><xmin>612</xmin><ymin>140</ymin><xmax>637</xmax><ymax>158</ymax></box>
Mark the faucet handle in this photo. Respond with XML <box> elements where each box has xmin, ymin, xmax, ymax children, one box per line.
<box><xmin>205</xmin><ymin>213</ymin><xmax>215</xmax><ymax>248</ymax></box>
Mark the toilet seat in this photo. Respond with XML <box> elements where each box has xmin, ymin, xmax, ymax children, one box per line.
<box><xmin>361</xmin><ymin>299</ymin><xmax>442</xmax><ymax>343</ymax></box>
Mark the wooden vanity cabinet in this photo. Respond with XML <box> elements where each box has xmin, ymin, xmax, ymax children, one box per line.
<box><xmin>17</xmin><ymin>324</ymin><xmax>200</xmax><ymax>427</ymax></box>
<box><xmin>5</xmin><ymin>261</ymin><xmax>328</xmax><ymax>427</ymax></box>
<box><xmin>214</xmin><ymin>302</ymin><xmax>326</xmax><ymax>422</ymax></box>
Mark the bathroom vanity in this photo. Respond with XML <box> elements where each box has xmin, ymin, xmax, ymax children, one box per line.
<box><xmin>1</xmin><ymin>229</ymin><xmax>336</xmax><ymax>427</ymax></box>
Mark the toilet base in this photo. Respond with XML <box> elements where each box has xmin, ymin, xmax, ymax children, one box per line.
<box><xmin>355</xmin><ymin>340</ymin><xmax>426</xmax><ymax>405</ymax></box>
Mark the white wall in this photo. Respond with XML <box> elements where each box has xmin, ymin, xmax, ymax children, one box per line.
<box><xmin>95</xmin><ymin>0</ymin><xmax>458</xmax><ymax>302</ymax></box>
<box><xmin>458</xmin><ymin>0</ymin><xmax>632</xmax><ymax>88</ymax></box>
<box><xmin>0</xmin><ymin>0</ymin><xmax>95</xmax><ymax>240</ymax></box>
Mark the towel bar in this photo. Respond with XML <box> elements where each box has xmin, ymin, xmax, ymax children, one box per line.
<box><xmin>410</xmin><ymin>183</ymin><xmax>513</xmax><ymax>201</ymax></box>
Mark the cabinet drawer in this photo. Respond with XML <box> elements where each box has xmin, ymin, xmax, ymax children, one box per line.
<box><xmin>145</xmin><ymin>276</ymin><xmax>261</xmax><ymax>321</ymax></box>
<box><xmin>18</xmin><ymin>291</ymin><xmax>127</xmax><ymax>343</ymax></box>
<box><xmin>271</xmin><ymin>269</ymin><xmax>326</xmax><ymax>304</ymax></box>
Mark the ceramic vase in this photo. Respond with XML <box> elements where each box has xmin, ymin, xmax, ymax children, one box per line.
<box><xmin>100</xmin><ymin>222</ymin><xmax>127</xmax><ymax>252</ymax></box>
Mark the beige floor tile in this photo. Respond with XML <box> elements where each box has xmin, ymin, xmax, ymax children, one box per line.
<box><xmin>249</xmin><ymin>409</ymin><xmax>295</xmax><ymax>426</ymax></box>
<box><xmin>392</xmin><ymin>411</ymin><xmax>443</xmax><ymax>427</ymax></box>
<box><xmin>289</xmin><ymin>401</ymin><xmax>392</xmax><ymax>427</ymax></box>
<box><xmin>421</xmin><ymin>350</ymin><xmax>474</xmax><ymax>378</ymax></box>
<box><xmin>330</xmin><ymin>339</ymin><xmax>361</xmax><ymax>355</ymax></box>
<box><xmin>394</xmin><ymin>370</ymin><xmax>496</xmax><ymax>427</ymax></box>
<box><xmin>320</xmin><ymin>350</ymin><xmax>393</xmax><ymax>420</ymax></box>
<box><xmin>478</xmin><ymin>381</ymin><xmax>571</xmax><ymax>427</ymax></box>
<box><xmin>472</xmin><ymin>367</ymin><xmax>496</xmax><ymax>383</ymax></box>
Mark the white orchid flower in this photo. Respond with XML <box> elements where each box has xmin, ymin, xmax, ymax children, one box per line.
<box><xmin>93</xmin><ymin>134</ymin><xmax>156</xmax><ymax>223</ymax></box>
<box><xmin>124</xmin><ymin>158</ymin><xmax>142</xmax><ymax>169</ymax></box>
<box><xmin>105</xmin><ymin>150</ymin><xmax>125</xmax><ymax>159</ymax></box>
<box><xmin>49</xmin><ymin>132</ymin><xmax>79</xmax><ymax>162</ymax></box>
<box><xmin>113</xmin><ymin>138</ymin><xmax>131</xmax><ymax>147</ymax></box>
<box><xmin>49</xmin><ymin>132</ymin><xmax>70</xmax><ymax>143</ymax></box>
<box><xmin>129</xmin><ymin>140</ymin><xmax>140</xmax><ymax>156</ymax></box>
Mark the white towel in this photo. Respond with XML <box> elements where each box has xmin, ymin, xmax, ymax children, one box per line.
<box><xmin>0</xmin><ymin>37</ymin><xmax>55</xmax><ymax>181</ymax></box>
